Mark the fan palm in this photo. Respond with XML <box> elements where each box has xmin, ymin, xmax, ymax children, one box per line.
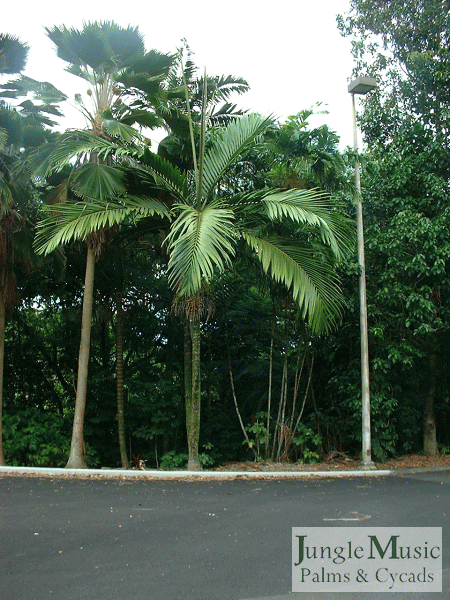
<box><xmin>38</xmin><ymin>21</ymin><xmax>175</xmax><ymax>468</ymax></box>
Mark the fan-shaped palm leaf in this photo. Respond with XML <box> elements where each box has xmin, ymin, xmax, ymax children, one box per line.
<box><xmin>45</xmin><ymin>22</ymin><xmax>145</xmax><ymax>75</ymax></box>
<box><xmin>0</xmin><ymin>34</ymin><xmax>29</xmax><ymax>74</ymax></box>
<box><xmin>70</xmin><ymin>162</ymin><xmax>127</xmax><ymax>200</ymax></box>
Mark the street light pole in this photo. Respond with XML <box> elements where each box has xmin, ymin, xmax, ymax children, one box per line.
<box><xmin>348</xmin><ymin>76</ymin><xmax>377</xmax><ymax>470</ymax></box>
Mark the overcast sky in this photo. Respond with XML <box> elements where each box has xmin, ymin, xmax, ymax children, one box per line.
<box><xmin>2</xmin><ymin>0</ymin><xmax>357</xmax><ymax>148</ymax></box>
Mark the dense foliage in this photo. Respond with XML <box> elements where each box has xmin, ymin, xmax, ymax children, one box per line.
<box><xmin>1</xmin><ymin>8</ymin><xmax>449</xmax><ymax>469</ymax></box>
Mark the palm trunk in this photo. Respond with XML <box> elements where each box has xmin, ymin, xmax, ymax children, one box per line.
<box><xmin>186</xmin><ymin>319</ymin><xmax>202</xmax><ymax>470</ymax></box>
<box><xmin>66</xmin><ymin>244</ymin><xmax>96</xmax><ymax>469</ymax></box>
<box><xmin>0</xmin><ymin>298</ymin><xmax>6</xmax><ymax>465</ymax></box>
<box><xmin>265</xmin><ymin>315</ymin><xmax>275</xmax><ymax>459</ymax></box>
<box><xmin>424</xmin><ymin>348</ymin><xmax>438</xmax><ymax>456</ymax></box>
<box><xmin>116</xmin><ymin>290</ymin><xmax>129</xmax><ymax>469</ymax></box>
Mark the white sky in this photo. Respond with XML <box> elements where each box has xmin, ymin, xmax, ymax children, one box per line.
<box><xmin>2</xmin><ymin>0</ymin><xmax>357</xmax><ymax>148</ymax></box>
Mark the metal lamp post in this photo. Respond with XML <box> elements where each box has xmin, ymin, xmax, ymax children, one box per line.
<box><xmin>348</xmin><ymin>76</ymin><xmax>377</xmax><ymax>470</ymax></box>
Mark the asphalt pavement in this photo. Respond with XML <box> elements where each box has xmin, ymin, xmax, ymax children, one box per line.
<box><xmin>1</xmin><ymin>468</ymin><xmax>449</xmax><ymax>600</ymax></box>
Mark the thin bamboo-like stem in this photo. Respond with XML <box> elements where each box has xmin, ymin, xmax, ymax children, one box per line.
<box><xmin>196</xmin><ymin>69</ymin><xmax>208</xmax><ymax>210</ymax></box>
<box><xmin>181</xmin><ymin>55</ymin><xmax>198</xmax><ymax>177</ymax></box>
<box><xmin>276</xmin><ymin>303</ymin><xmax>292</xmax><ymax>461</ymax></box>
<box><xmin>293</xmin><ymin>353</ymin><xmax>315</xmax><ymax>433</ymax></box>
<box><xmin>271</xmin><ymin>357</ymin><xmax>285</xmax><ymax>461</ymax></box>
<box><xmin>289</xmin><ymin>327</ymin><xmax>307</xmax><ymax>431</ymax></box>
<box><xmin>265</xmin><ymin>315</ymin><xmax>276</xmax><ymax>459</ymax></box>
<box><xmin>0</xmin><ymin>298</ymin><xmax>6</xmax><ymax>465</ymax></box>
<box><xmin>225</xmin><ymin>324</ymin><xmax>257</xmax><ymax>459</ymax></box>
<box><xmin>276</xmin><ymin>359</ymin><xmax>288</xmax><ymax>461</ymax></box>
<box><xmin>116</xmin><ymin>289</ymin><xmax>129</xmax><ymax>469</ymax></box>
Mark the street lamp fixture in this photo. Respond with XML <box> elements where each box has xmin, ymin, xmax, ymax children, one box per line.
<box><xmin>348</xmin><ymin>76</ymin><xmax>377</xmax><ymax>470</ymax></box>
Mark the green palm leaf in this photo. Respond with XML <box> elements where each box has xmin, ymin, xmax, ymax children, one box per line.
<box><xmin>0</xmin><ymin>172</ymin><xmax>13</xmax><ymax>215</ymax></box>
<box><xmin>30</xmin><ymin>131</ymin><xmax>134</xmax><ymax>179</ymax></box>
<box><xmin>242</xmin><ymin>231</ymin><xmax>344</xmax><ymax>333</ymax></box>
<box><xmin>166</xmin><ymin>201</ymin><xmax>236</xmax><ymax>296</ymax></box>
<box><xmin>201</xmin><ymin>113</ymin><xmax>272</xmax><ymax>199</ymax></box>
<box><xmin>0</xmin><ymin>34</ymin><xmax>29</xmax><ymax>74</ymax></box>
<box><xmin>45</xmin><ymin>22</ymin><xmax>145</xmax><ymax>74</ymax></box>
<box><xmin>102</xmin><ymin>117</ymin><xmax>143</xmax><ymax>142</ymax></box>
<box><xmin>139</xmin><ymin>147</ymin><xmax>189</xmax><ymax>199</ymax></box>
<box><xmin>260</xmin><ymin>188</ymin><xmax>354</xmax><ymax>258</ymax></box>
<box><xmin>34</xmin><ymin>195</ymin><xmax>169</xmax><ymax>255</ymax></box>
<box><xmin>70</xmin><ymin>163</ymin><xmax>127</xmax><ymax>200</ymax></box>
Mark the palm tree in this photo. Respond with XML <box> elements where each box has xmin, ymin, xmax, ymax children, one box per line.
<box><xmin>156</xmin><ymin>110</ymin><xmax>353</xmax><ymax>469</ymax></box>
<box><xmin>38</xmin><ymin>21</ymin><xmax>174</xmax><ymax>468</ymax></box>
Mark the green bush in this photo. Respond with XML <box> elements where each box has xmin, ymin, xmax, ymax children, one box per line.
<box><xmin>3</xmin><ymin>408</ymin><xmax>71</xmax><ymax>467</ymax></box>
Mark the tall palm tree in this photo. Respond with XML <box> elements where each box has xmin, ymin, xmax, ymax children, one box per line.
<box><xmin>35</xmin><ymin>103</ymin><xmax>354</xmax><ymax>470</ymax></box>
<box><xmin>158</xmin><ymin>111</ymin><xmax>353</xmax><ymax>469</ymax></box>
<box><xmin>39</xmin><ymin>21</ymin><xmax>174</xmax><ymax>468</ymax></box>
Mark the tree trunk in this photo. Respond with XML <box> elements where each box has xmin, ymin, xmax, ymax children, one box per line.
<box><xmin>66</xmin><ymin>245</ymin><xmax>96</xmax><ymax>469</ymax></box>
<box><xmin>0</xmin><ymin>298</ymin><xmax>6</xmax><ymax>465</ymax></box>
<box><xmin>116</xmin><ymin>290</ymin><xmax>129</xmax><ymax>469</ymax></box>
<box><xmin>424</xmin><ymin>349</ymin><xmax>439</xmax><ymax>456</ymax></box>
<box><xmin>185</xmin><ymin>319</ymin><xmax>202</xmax><ymax>470</ymax></box>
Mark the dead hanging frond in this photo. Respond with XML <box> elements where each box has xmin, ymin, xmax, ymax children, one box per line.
<box><xmin>171</xmin><ymin>285</ymin><xmax>215</xmax><ymax>323</ymax></box>
<box><xmin>86</xmin><ymin>229</ymin><xmax>106</xmax><ymax>257</ymax></box>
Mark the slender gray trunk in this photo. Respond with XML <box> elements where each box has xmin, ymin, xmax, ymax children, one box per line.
<box><xmin>265</xmin><ymin>316</ymin><xmax>275</xmax><ymax>459</ymax></box>
<box><xmin>116</xmin><ymin>291</ymin><xmax>129</xmax><ymax>469</ymax></box>
<box><xmin>186</xmin><ymin>319</ymin><xmax>202</xmax><ymax>470</ymax></box>
<box><xmin>66</xmin><ymin>245</ymin><xmax>96</xmax><ymax>469</ymax></box>
<box><xmin>0</xmin><ymin>298</ymin><xmax>6</xmax><ymax>465</ymax></box>
<box><xmin>424</xmin><ymin>349</ymin><xmax>438</xmax><ymax>456</ymax></box>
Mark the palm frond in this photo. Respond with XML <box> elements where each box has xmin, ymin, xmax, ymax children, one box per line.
<box><xmin>139</xmin><ymin>147</ymin><xmax>189</xmax><ymax>199</ymax></box>
<box><xmin>166</xmin><ymin>201</ymin><xmax>236</xmax><ymax>296</ymax></box>
<box><xmin>0</xmin><ymin>172</ymin><xmax>13</xmax><ymax>215</ymax></box>
<box><xmin>0</xmin><ymin>127</ymin><xmax>7</xmax><ymax>150</ymax></box>
<box><xmin>201</xmin><ymin>113</ymin><xmax>272</xmax><ymax>199</ymax></box>
<box><xmin>34</xmin><ymin>195</ymin><xmax>169</xmax><ymax>255</ymax></box>
<box><xmin>119</xmin><ymin>49</ymin><xmax>174</xmax><ymax>80</ymax></box>
<box><xmin>113</xmin><ymin>108</ymin><xmax>162</xmax><ymax>131</ymax></box>
<box><xmin>242</xmin><ymin>232</ymin><xmax>344</xmax><ymax>333</ymax></box>
<box><xmin>45</xmin><ymin>22</ymin><xmax>145</xmax><ymax>74</ymax></box>
<box><xmin>261</xmin><ymin>189</ymin><xmax>355</xmax><ymax>259</ymax></box>
<box><xmin>29</xmin><ymin>131</ymin><xmax>127</xmax><ymax>179</ymax></box>
<box><xmin>0</xmin><ymin>34</ymin><xmax>29</xmax><ymax>74</ymax></box>
<box><xmin>70</xmin><ymin>162</ymin><xmax>127</xmax><ymax>200</ymax></box>
<box><xmin>102</xmin><ymin>117</ymin><xmax>143</xmax><ymax>142</ymax></box>
<box><xmin>210</xmin><ymin>74</ymin><xmax>249</xmax><ymax>100</ymax></box>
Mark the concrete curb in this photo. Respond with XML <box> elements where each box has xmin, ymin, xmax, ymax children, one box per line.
<box><xmin>1</xmin><ymin>465</ymin><xmax>449</xmax><ymax>480</ymax></box>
